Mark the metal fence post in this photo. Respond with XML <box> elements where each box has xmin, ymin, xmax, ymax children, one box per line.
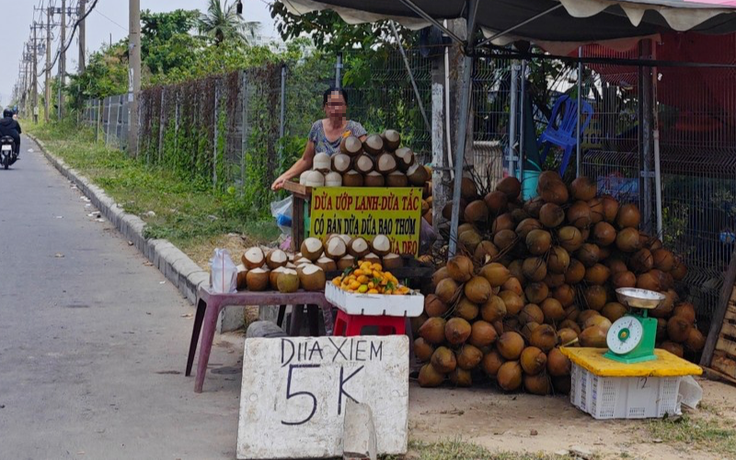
<box><xmin>94</xmin><ymin>99</ymin><xmax>99</xmax><ymax>142</ymax></box>
<box><xmin>335</xmin><ymin>52</ymin><xmax>343</xmax><ymax>89</ymax></box>
<box><xmin>117</xmin><ymin>95</ymin><xmax>124</xmax><ymax>149</ymax></box>
<box><xmin>158</xmin><ymin>88</ymin><xmax>166</xmax><ymax>165</ymax></box>
<box><xmin>241</xmin><ymin>70</ymin><xmax>249</xmax><ymax>194</ymax></box>
<box><xmin>576</xmin><ymin>47</ymin><xmax>583</xmax><ymax>178</ymax></box>
<box><xmin>508</xmin><ymin>62</ymin><xmax>520</xmax><ymax>178</ymax></box>
<box><xmin>213</xmin><ymin>81</ymin><xmax>220</xmax><ymax>190</ymax></box>
<box><xmin>279</xmin><ymin>64</ymin><xmax>287</xmax><ymax>162</ymax></box>
<box><xmin>519</xmin><ymin>60</ymin><xmax>527</xmax><ymax>184</ymax></box>
<box><xmin>174</xmin><ymin>90</ymin><xmax>180</xmax><ymax>167</ymax></box>
<box><xmin>104</xmin><ymin>97</ymin><xmax>110</xmax><ymax>146</ymax></box>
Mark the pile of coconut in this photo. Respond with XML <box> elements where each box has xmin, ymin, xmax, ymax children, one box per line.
<box><xmin>299</xmin><ymin>129</ymin><xmax>431</xmax><ymax>190</ymax></box>
<box><xmin>236</xmin><ymin>234</ymin><xmax>404</xmax><ymax>293</ymax></box>
<box><xmin>413</xmin><ymin>172</ymin><xmax>703</xmax><ymax>393</ymax></box>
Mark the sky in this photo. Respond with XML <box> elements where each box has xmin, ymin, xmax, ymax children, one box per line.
<box><xmin>0</xmin><ymin>0</ymin><xmax>277</xmax><ymax>107</ymax></box>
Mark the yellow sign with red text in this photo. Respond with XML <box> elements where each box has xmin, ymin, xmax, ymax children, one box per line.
<box><xmin>309</xmin><ymin>187</ymin><xmax>422</xmax><ymax>256</ymax></box>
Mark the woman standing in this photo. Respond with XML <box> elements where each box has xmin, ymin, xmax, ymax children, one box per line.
<box><xmin>271</xmin><ymin>87</ymin><xmax>367</xmax><ymax>190</ymax></box>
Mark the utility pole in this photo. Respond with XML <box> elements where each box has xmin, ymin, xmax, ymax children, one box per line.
<box><xmin>78</xmin><ymin>0</ymin><xmax>86</xmax><ymax>73</ymax></box>
<box><xmin>128</xmin><ymin>0</ymin><xmax>141</xmax><ymax>156</ymax></box>
<box><xmin>59</xmin><ymin>0</ymin><xmax>66</xmax><ymax>120</ymax></box>
<box><xmin>32</xmin><ymin>23</ymin><xmax>39</xmax><ymax>123</ymax></box>
<box><xmin>44</xmin><ymin>6</ymin><xmax>52</xmax><ymax>122</ymax></box>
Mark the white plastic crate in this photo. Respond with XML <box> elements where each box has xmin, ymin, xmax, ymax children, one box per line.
<box><xmin>325</xmin><ymin>282</ymin><xmax>424</xmax><ymax>317</ymax></box>
<box><xmin>570</xmin><ymin>362</ymin><xmax>683</xmax><ymax>419</ymax></box>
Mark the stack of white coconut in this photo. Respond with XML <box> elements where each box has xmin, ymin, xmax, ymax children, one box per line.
<box><xmin>235</xmin><ymin>234</ymin><xmax>404</xmax><ymax>293</ymax></box>
<box><xmin>299</xmin><ymin>129</ymin><xmax>430</xmax><ymax>188</ymax></box>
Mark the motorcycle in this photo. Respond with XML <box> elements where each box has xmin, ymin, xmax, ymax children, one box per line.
<box><xmin>0</xmin><ymin>135</ymin><xmax>17</xmax><ymax>169</ymax></box>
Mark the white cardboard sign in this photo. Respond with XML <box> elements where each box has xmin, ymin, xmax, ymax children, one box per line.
<box><xmin>237</xmin><ymin>336</ymin><xmax>409</xmax><ymax>459</ymax></box>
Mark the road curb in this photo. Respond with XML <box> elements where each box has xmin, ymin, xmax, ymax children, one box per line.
<box><xmin>27</xmin><ymin>133</ymin><xmax>243</xmax><ymax>332</ymax></box>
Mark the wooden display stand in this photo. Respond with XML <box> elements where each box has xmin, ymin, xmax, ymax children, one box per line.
<box><xmin>702</xmin><ymin>249</ymin><xmax>736</xmax><ymax>384</ymax></box>
<box><xmin>283</xmin><ymin>180</ymin><xmax>311</xmax><ymax>251</ymax></box>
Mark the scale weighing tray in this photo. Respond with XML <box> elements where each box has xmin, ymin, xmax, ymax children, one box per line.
<box><xmin>561</xmin><ymin>348</ymin><xmax>703</xmax><ymax>378</ymax></box>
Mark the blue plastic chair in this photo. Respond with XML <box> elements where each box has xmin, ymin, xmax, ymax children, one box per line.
<box><xmin>537</xmin><ymin>95</ymin><xmax>594</xmax><ymax>176</ymax></box>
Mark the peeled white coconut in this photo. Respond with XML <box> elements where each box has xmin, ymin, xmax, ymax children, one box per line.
<box><xmin>324</xmin><ymin>171</ymin><xmax>342</xmax><ymax>187</ymax></box>
<box><xmin>324</xmin><ymin>236</ymin><xmax>347</xmax><ymax>259</ymax></box>
<box><xmin>299</xmin><ymin>264</ymin><xmax>326</xmax><ymax>291</ymax></box>
<box><xmin>395</xmin><ymin>147</ymin><xmax>415</xmax><ymax>172</ymax></box>
<box><xmin>364</xmin><ymin>171</ymin><xmax>385</xmax><ymax>187</ymax></box>
<box><xmin>406</xmin><ymin>162</ymin><xmax>429</xmax><ymax>186</ymax></box>
<box><xmin>342</xmin><ymin>170</ymin><xmax>364</xmax><ymax>187</ymax></box>
<box><xmin>313</xmin><ymin>152</ymin><xmax>331</xmax><ymax>172</ymax></box>
<box><xmin>371</xmin><ymin>234</ymin><xmax>391</xmax><ymax>257</ymax></box>
<box><xmin>338</xmin><ymin>234</ymin><xmax>352</xmax><ymax>245</ymax></box>
<box><xmin>315</xmin><ymin>257</ymin><xmax>337</xmax><ymax>272</ymax></box>
<box><xmin>386</xmin><ymin>170</ymin><xmax>408</xmax><ymax>187</ymax></box>
<box><xmin>331</xmin><ymin>153</ymin><xmax>352</xmax><ymax>174</ymax></box>
<box><xmin>376</xmin><ymin>153</ymin><xmax>398</xmax><ymax>174</ymax></box>
<box><xmin>363</xmin><ymin>253</ymin><xmax>381</xmax><ymax>264</ymax></box>
<box><xmin>363</xmin><ymin>134</ymin><xmax>384</xmax><ymax>156</ymax></box>
<box><xmin>300</xmin><ymin>237</ymin><xmax>323</xmax><ymax>262</ymax></box>
<box><xmin>242</xmin><ymin>247</ymin><xmax>265</xmax><ymax>270</ymax></box>
<box><xmin>382</xmin><ymin>253</ymin><xmax>403</xmax><ymax>270</ymax></box>
<box><xmin>236</xmin><ymin>264</ymin><xmax>248</xmax><ymax>291</ymax></box>
<box><xmin>266</xmin><ymin>249</ymin><xmax>288</xmax><ymax>270</ymax></box>
<box><xmin>269</xmin><ymin>266</ymin><xmax>287</xmax><ymax>288</ymax></box>
<box><xmin>382</xmin><ymin>129</ymin><xmax>401</xmax><ymax>151</ymax></box>
<box><xmin>348</xmin><ymin>237</ymin><xmax>370</xmax><ymax>259</ymax></box>
<box><xmin>294</xmin><ymin>257</ymin><xmax>312</xmax><ymax>266</ymax></box>
<box><xmin>341</xmin><ymin>135</ymin><xmax>363</xmax><ymax>157</ymax></box>
<box><xmin>277</xmin><ymin>268</ymin><xmax>300</xmax><ymax>293</ymax></box>
<box><xmin>355</xmin><ymin>154</ymin><xmax>374</xmax><ymax>174</ymax></box>
<box><xmin>299</xmin><ymin>170</ymin><xmax>311</xmax><ymax>185</ymax></box>
<box><xmin>304</xmin><ymin>170</ymin><xmax>325</xmax><ymax>187</ymax></box>
<box><xmin>337</xmin><ymin>254</ymin><xmax>356</xmax><ymax>270</ymax></box>
<box><xmin>285</xmin><ymin>262</ymin><xmax>297</xmax><ymax>270</ymax></box>
<box><xmin>246</xmin><ymin>267</ymin><xmax>269</xmax><ymax>291</ymax></box>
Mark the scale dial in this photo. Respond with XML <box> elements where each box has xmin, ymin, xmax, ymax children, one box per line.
<box><xmin>607</xmin><ymin>316</ymin><xmax>644</xmax><ymax>355</ymax></box>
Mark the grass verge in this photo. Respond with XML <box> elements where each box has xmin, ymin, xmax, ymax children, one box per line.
<box><xmin>645</xmin><ymin>413</ymin><xmax>736</xmax><ymax>458</ymax></box>
<box><xmin>382</xmin><ymin>440</ymin><xmax>577</xmax><ymax>460</ymax></box>
<box><xmin>26</xmin><ymin>120</ymin><xmax>280</xmax><ymax>264</ymax></box>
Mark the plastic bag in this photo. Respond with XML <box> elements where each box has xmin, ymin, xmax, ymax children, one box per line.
<box><xmin>209</xmin><ymin>248</ymin><xmax>238</xmax><ymax>293</ymax></box>
<box><xmin>270</xmin><ymin>196</ymin><xmax>293</xmax><ymax>236</ymax></box>
<box><xmin>420</xmin><ymin>218</ymin><xmax>438</xmax><ymax>254</ymax></box>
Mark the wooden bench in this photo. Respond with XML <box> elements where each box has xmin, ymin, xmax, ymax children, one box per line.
<box><xmin>185</xmin><ymin>286</ymin><xmax>333</xmax><ymax>393</ymax></box>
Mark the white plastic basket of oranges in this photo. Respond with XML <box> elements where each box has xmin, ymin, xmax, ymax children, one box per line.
<box><xmin>325</xmin><ymin>260</ymin><xmax>424</xmax><ymax>317</ymax></box>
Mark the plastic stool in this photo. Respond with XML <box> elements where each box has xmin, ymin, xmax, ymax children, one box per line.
<box><xmin>333</xmin><ymin>309</ymin><xmax>406</xmax><ymax>336</ymax></box>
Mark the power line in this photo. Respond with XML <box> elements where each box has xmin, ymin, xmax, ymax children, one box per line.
<box><xmin>94</xmin><ymin>8</ymin><xmax>126</xmax><ymax>31</ymax></box>
<box><xmin>39</xmin><ymin>0</ymin><xmax>100</xmax><ymax>76</ymax></box>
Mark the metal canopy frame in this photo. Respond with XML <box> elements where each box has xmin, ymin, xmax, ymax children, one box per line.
<box><xmin>395</xmin><ymin>0</ymin><xmax>572</xmax><ymax>256</ymax></box>
<box><xmin>289</xmin><ymin>0</ymin><xmax>728</xmax><ymax>256</ymax></box>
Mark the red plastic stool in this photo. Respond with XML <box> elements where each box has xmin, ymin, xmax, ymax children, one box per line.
<box><xmin>333</xmin><ymin>309</ymin><xmax>406</xmax><ymax>336</ymax></box>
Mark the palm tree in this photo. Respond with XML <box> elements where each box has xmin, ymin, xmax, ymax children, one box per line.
<box><xmin>199</xmin><ymin>0</ymin><xmax>261</xmax><ymax>45</ymax></box>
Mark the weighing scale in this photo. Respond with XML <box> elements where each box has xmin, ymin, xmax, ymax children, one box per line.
<box><xmin>603</xmin><ymin>288</ymin><xmax>665</xmax><ymax>364</ymax></box>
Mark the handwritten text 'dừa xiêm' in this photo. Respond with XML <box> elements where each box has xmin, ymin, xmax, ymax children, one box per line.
<box><xmin>280</xmin><ymin>337</ymin><xmax>384</xmax><ymax>367</ymax></box>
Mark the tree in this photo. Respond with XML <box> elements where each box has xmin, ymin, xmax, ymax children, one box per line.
<box><xmin>141</xmin><ymin>9</ymin><xmax>202</xmax><ymax>76</ymax></box>
<box><xmin>269</xmin><ymin>3</ymin><xmax>413</xmax><ymax>54</ymax></box>
<box><xmin>199</xmin><ymin>0</ymin><xmax>260</xmax><ymax>46</ymax></box>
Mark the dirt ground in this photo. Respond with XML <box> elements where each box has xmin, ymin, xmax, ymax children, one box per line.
<box><xmin>196</xmin><ymin>238</ymin><xmax>736</xmax><ymax>460</ymax></box>
<box><xmin>408</xmin><ymin>377</ymin><xmax>736</xmax><ymax>459</ymax></box>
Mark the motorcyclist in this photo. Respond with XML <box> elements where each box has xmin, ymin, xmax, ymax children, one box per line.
<box><xmin>0</xmin><ymin>108</ymin><xmax>22</xmax><ymax>156</ymax></box>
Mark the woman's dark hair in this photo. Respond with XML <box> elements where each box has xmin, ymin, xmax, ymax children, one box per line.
<box><xmin>323</xmin><ymin>87</ymin><xmax>348</xmax><ymax>107</ymax></box>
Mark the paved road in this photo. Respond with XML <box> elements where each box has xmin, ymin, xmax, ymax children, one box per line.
<box><xmin>0</xmin><ymin>136</ymin><xmax>243</xmax><ymax>459</ymax></box>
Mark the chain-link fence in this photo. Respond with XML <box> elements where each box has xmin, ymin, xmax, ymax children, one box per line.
<box><xmin>575</xmin><ymin>41</ymin><xmax>736</xmax><ymax>328</ymax></box>
<box><xmin>82</xmin><ymin>95</ymin><xmax>129</xmax><ymax>150</ymax></box>
<box><xmin>79</xmin><ymin>43</ymin><xmax>736</xmax><ymax>331</ymax></box>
